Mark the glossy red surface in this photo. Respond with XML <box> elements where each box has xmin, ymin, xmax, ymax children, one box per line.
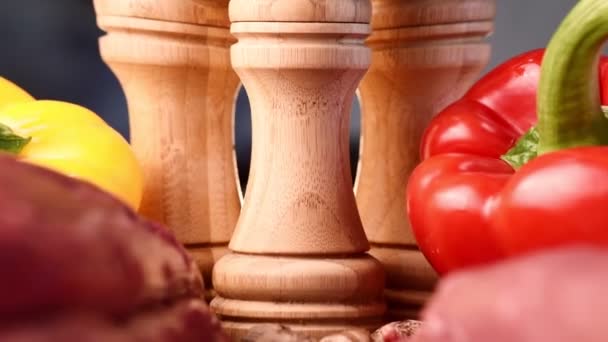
<box><xmin>492</xmin><ymin>147</ymin><xmax>608</xmax><ymax>254</ymax></box>
<box><xmin>407</xmin><ymin>49</ymin><xmax>608</xmax><ymax>275</ymax></box>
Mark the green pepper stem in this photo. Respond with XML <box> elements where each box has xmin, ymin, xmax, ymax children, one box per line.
<box><xmin>538</xmin><ymin>0</ymin><xmax>608</xmax><ymax>154</ymax></box>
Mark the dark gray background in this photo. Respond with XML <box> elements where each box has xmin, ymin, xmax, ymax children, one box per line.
<box><xmin>0</xmin><ymin>0</ymin><xmax>579</xmax><ymax>188</ymax></box>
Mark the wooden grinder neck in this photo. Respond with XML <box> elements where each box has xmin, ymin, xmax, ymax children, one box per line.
<box><xmin>228</xmin><ymin>0</ymin><xmax>372</xmax><ymax>254</ymax></box>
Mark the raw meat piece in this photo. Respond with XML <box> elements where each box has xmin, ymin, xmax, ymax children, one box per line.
<box><xmin>410</xmin><ymin>246</ymin><xmax>608</xmax><ymax>342</ymax></box>
<box><xmin>0</xmin><ymin>155</ymin><xmax>226</xmax><ymax>341</ymax></box>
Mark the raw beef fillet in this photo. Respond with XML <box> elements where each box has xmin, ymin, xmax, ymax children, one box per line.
<box><xmin>0</xmin><ymin>155</ymin><xmax>227</xmax><ymax>341</ymax></box>
<box><xmin>407</xmin><ymin>246</ymin><xmax>608</xmax><ymax>342</ymax></box>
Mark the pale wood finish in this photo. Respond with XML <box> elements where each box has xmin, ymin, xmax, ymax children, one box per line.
<box><xmin>354</xmin><ymin>0</ymin><xmax>496</xmax><ymax>319</ymax></box>
<box><xmin>229</xmin><ymin>0</ymin><xmax>371</xmax><ymax>23</ymax></box>
<box><xmin>371</xmin><ymin>0</ymin><xmax>496</xmax><ymax>29</ymax></box>
<box><xmin>211</xmin><ymin>0</ymin><xmax>386</xmax><ymax>338</ymax></box>
<box><xmin>94</xmin><ymin>0</ymin><xmax>241</xmax><ymax>301</ymax></box>
<box><xmin>94</xmin><ymin>0</ymin><xmax>230</xmax><ymax>27</ymax></box>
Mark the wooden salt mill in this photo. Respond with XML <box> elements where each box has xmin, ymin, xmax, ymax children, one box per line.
<box><xmin>355</xmin><ymin>0</ymin><xmax>497</xmax><ymax>319</ymax></box>
<box><xmin>211</xmin><ymin>0</ymin><xmax>386</xmax><ymax>338</ymax></box>
<box><xmin>93</xmin><ymin>0</ymin><xmax>240</xmax><ymax>300</ymax></box>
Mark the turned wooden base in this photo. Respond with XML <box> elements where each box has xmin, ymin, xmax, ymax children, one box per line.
<box><xmin>369</xmin><ymin>246</ymin><xmax>437</xmax><ymax>320</ymax></box>
<box><xmin>188</xmin><ymin>245</ymin><xmax>231</xmax><ymax>302</ymax></box>
<box><xmin>218</xmin><ymin>321</ymin><xmax>382</xmax><ymax>341</ymax></box>
<box><xmin>211</xmin><ymin>253</ymin><xmax>386</xmax><ymax>339</ymax></box>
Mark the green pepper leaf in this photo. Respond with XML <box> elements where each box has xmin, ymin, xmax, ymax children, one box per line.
<box><xmin>501</xmin><ymin>126</ymin><xmax>540</xmax><ymax>169</ymax></box>
<box><xmin>502</xmin><ymin>106</ymin><xmax>608</xmax><ymax>169</ymax></box>
<box><xmin>0</xmin><ymin>123</ymin><xmax>31</xmax><ymax>155</ymax></box>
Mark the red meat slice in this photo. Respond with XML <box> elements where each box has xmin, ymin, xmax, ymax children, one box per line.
<box><xmin>408</xmin><ymin>246</ymin><xmax>608</xmax><ymax>342</ymax></box>
<box><xmin>0</xmin><ymin>299</ymin><xmax>226</xmax><ymax>342</ymax></box>
<box><xmin>0</xmin><ymin>155</ymin><xmax>226</xmax><ymax>341</ymax></box>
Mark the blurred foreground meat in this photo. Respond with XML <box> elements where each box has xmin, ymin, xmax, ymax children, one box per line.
<box><xmin>406</xmin><ymin>246</ymin><xmax>608</xmax><ymax>342</ymax></box>
<box><xmin>0</xmin><ymin>155</ymin><xmax>226</xmax><ymax>341</ymax></box>
<box><xmin>0</xmin><ymin>299</ymin><xmax>222</xmax><ymax>342</ymax></box>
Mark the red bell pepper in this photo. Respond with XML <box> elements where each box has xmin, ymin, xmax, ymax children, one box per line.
<box><xmin>406</xmin><ymin>0</ymin><xmax>608</xmax><ymax>275</ymax></box>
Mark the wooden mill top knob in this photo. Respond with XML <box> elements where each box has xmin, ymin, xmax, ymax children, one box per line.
<box><xmin>93</xmin><ymin>0</ymin><xmax>230</xmax><ymax>27</ymax></box>
<box><xmin>229</xmin><ymin>0</ymin><xmax>371</xmax><ymax>23</ymax></box>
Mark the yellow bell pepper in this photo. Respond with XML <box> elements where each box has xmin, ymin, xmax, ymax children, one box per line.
<box><xmin>0</xmin><ymin>77</ymin><xmax>34</xmax><ymax>108</ymax></box>
<box><xmin>0</xmin><ymin>77</ymin><xmax>143</xmax><ymax>210</ymax></box>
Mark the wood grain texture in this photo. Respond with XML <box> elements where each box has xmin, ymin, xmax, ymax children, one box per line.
<box><xmin>94</xmin><ymin>0</ymin><xmax>241</xmax><ymax>301</ymax></box>
<box><xmin>211</xmin><ymin>0</ymin><xmax>386</xmax><ymax>338</ymax></box>
<box><xmin>229</xmin><ymin>0</ymin><xmax>371</xmax><ymax>23</ymax></box>
<box><xmin>94</xmin><ymin>0</ymin><xmax>230</xmax><ymax>27</ymax></box>
<box><xmin>213</xmin><ymin>254</ymin><xmax>385</xmax><ymax>339</ymax></box>
<box><xmin>370</xmin><ymin>0</ymin><xmax>496</xmax><ymax>29</ymax></box>
<box><xmin>226</xmin><ymin>21</ymin><xmax>371</xmax><ymax>255</ymax></box>
<box><xmin>354</xmin><ymin>0</ymin><xmax>496</xmax><ymax>320</ymax></box>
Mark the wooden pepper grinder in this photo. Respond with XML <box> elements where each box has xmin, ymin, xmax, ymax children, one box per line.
<box><xmin>211</xmin><ymin>0</ymin><xmax>386</xmax><ymax>339</ymax></box>
<box><xmin>355</xmin><ymin>0</ymin><xmax>497</xmax><ymax>319</ymax></box>
<box><xmin>93</xmin><ymin>0</ymin><xmax>241</xmax><ymax>300</ymax></box>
